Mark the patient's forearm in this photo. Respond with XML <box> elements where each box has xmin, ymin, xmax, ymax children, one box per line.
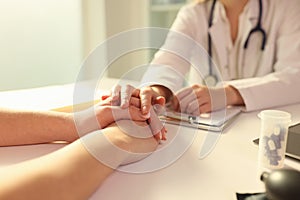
<box><xmin>0</xmin><ymin>132</ymin><xmax>116</xmax><ymax>199</ymax></box>
<box><xmin>0</xmin><ymin>123</ymin><xmax>157</xmax><ymax>199</ymax></box>
<box><xmin>0</xmin><ymin>108</ymin><xmax>78</xmax><ymax>146</ymax></box>
<box><xmin>0</xmin><ymin>104</ymin><xmax>152</xmax><ymax>146</ymax></box>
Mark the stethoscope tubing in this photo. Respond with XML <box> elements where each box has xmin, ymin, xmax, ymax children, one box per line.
<box><xmin>206</xmin><ymin>0</ymin><xmax>267</xmax><ymax>82</ymax></box>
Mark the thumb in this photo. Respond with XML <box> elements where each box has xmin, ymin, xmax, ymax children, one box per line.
<box><xmin>154</xmin><ymin>96</ymin><xmax>165</xmax><ymax>106</ymax></box>
<box><xmin>153</xmin><ymin>96</ymin><xmax>166</xmax><ymax>115</ymax></box>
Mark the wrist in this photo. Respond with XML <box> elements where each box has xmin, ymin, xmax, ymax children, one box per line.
<box><xmin>58</xmin><ymin>112</ymin><xmax>79</xmax><ymax>142</ymax></box>
<box><xmin>104</xmin><ymin>121</ymin><xmax>158</xmax><ymax>166</ymax></box>
<box><xmin>80</xmin><ymin>129</ymin><xmax>130</xmax><ymax>169</ymax></box>
<box><xmin>109</xmin><ymin>106</ymin><xmax>127</xmax><ymax>122</ymax></box>
<box><xmin>225</xmin><ymin>85</ymin><xmax>244</xmax><ymax>106</ymax></box>
<box><xmin>95</xmin><ymin>106</ymin><xmax>117</xmax><ymax>128</ymax></box>
<box><xmin>74</xmin><ymin>106</ymin><xmax>114</xmax><ymax>136</ymax></box>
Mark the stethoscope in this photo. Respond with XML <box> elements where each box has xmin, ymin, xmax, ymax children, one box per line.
<box><xmin>204</xmin><ymin>0</ymin><xmax>267</xmax><ymax>86</ymax></box>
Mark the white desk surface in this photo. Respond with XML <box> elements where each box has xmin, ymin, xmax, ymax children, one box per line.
<box><xmin>0</xmin><ymin>79</ymin><xmax>299</xmax><ymax>200</ymax></box>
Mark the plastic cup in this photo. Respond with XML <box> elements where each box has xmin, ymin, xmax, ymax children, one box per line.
<box><xmin>258</xmin><ymin>110</ymin><xmax>291</xmax><ymax>171</ymax></box>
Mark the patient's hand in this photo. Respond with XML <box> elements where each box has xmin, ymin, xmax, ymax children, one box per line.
<box><xmin>69</xmin><ymin>119</ymin><xmax>160</xmax><ymax>170</ymax></box>
<box><xmin>109</xmin><ymin>121</ymin><xmax>158</xmax><ymax>151</ymax></box>
<box><xmin>99</xmin><ymin>95</ymin><xmax>167</xmax><ymax>142</ymax></box>
<box><xmin>75</xmin><ymin>96</ymin><xmax>167</xmax><ymax>142</ymax></box>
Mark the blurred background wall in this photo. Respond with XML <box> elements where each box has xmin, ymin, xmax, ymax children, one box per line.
<box><xmin>0</xmin><ymin>0</ymin><xmax>189</xmax><ymax>91</ymax></box>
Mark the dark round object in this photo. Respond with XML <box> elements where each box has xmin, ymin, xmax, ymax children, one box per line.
<box><xmin>260</xmin><ymin>169</ymin><xmax>300</xmax><ymax>200</ymax></box>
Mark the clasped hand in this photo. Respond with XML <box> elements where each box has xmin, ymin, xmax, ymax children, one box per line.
<box><xmin>77</xmin><ymin>85</ymin><xmax>167</xmax><ymax>142</ymax></box>
<box><xmin>106</xmin><ymin>84</ymin><xmax>229</xmax><ymax>119</ymax></box>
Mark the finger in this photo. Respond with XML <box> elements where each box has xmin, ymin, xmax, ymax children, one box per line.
<box><xmin>154</xmin><ymin>132</ymin><xmax>161</xmax><ymax>143</ymax></box>
<box><xmin>199</xmin><ymin>103</ymin><xmax>212</xmax><ymax>114</ymax></box>
<box><xmin>170</xmin><ymin>95</ymin><xmax>180</xmax><ymax>112</ymax></box>
<box><xmin>176</xmin><ymin>92</ymin><xmax>197</xmax><ymax>114</ymax></box>
<box><xmin>157</xmin><ymin>126</ymin><xmax>167</xmax><ymax>141</ymax></box>
<box><xmin>148</xmin><ymin>108</ymin><xmax>166</xmax><ymax>140</ymax></box>
<box><xmin>130</xmin><ymin>88</ymin><xmax>141</xmax><ymax>98</ymax></box>
<box><xmin>175</xmin><ymin>87</ymin><xmax>196</xmax><ymax>113</ymax></box>
<box><xmin>153</xmin><ymin>103</ymin><xmax>165</xmax><ymax>116</ymax></box>
<box><xmin>153</xmin><ymin>127</ymin><xmax>168</xmax><ymax>142</ymax></box>
<box><xmin>120</xmin><ymin>84</ymin><xmax>135</xmax><ymax>108</ymax></box>
<box><xmin>118</xmin><ymin>106</ymin><xmax>150</xmax><ymax>121</ymax></box>
<box><xmin>154</xmin><ymin>96</ymin><xmax>165</xmax><ymax>106</ymax></box>
<box><xmin>190</xmin><ymin>103</ymin><xmax>211</xmax><ymax>116</ymax></box>
<box><xmin>161</xmin><ymin>127</ymin><xmax>167</xmax><ymax>141</ymax></box>
<box><xmin>153</xmin><ymin>96</ymin><xmax>166</xmax><ymax>115</ymax></box>
<box><xmin>111</xmin><ymin>85</ymin><xmax>121</xmax><ymax>100</ymax></box>
<box><xmin>190</xmin><ymin>108</ymin><xmax>200</xmax><ymax>116</ymax></box>
<box><xmin>189</xmin><ymin>94</ymin><xmax>213</xmax><ymax>115</ymax></box>
<box><xmin>111</xmin><ymin>97</ymin><xmax>120</xmax><ymax>106</ymax></box>
<box><xmin>186</xmin><ymin>99</ymin><xmax>201</xmax><ymax>115</ymax></box>
<box><xmin>140</xmin><ymin>87</ymin><xmax>154</xmax><ymax>115</ymax></box>
<box><xmin>129</xmin><ymin>97</ymin><xmax>141</xmax><ymax>108</ymax></box>
<box><xmin>176</xmin><ymin>87</ymin><xmax>194</xmax><ymax>100</ymax></box>
<box><xmin>110</xmin><ymin>85</ymin><xmax>121</xmax><ymax>106</ymax></box>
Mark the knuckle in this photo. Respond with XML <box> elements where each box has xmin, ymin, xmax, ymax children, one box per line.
<box><xmin>141</xmin><ymin>86</ymin><xmax>152</xmax><ymax>95</ymax></box>
<box><xmin>124</xmin><ymin>84</ymin><xmax>133</xmax><ymax>92</ymax></box>
<box><xmin>191</xmin><ymin>84</ymin><xmax>199</xmax><ymax>89</ymax></box>
<box><xmin>200</xmin><ymin>104</ymin><xmax>211</xmax><ymax>113</ymax></box>
<box><xmin>192</xmin><ymin>110</ymin><xmax>200</xmax><ymax>116</ymax></box>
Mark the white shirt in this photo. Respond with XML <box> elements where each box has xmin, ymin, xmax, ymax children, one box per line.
<box><xmin>142</xmin><ymin>0</ymin><xmax>300</xmax><ymax>111</ymax></box>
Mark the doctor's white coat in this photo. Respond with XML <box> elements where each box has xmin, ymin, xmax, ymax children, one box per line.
<box><xmin>142</xmin><ymin>0</ymin><xmax>300</xmax><ymax>111</ymax></box>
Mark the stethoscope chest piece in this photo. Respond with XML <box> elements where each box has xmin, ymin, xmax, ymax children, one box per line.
<box><xmin>203</xmin><ymin>74</ymin><xmax>217</xmax><ymax>87</ymax></box>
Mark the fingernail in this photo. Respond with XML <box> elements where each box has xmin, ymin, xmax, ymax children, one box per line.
<box><xmin>142</xmin><ymin>106</ymin><xmax>147</xmax><ymax>114</ymax></box>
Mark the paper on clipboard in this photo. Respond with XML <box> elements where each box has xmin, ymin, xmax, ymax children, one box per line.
<box><xmin>160</xmin><ymin>107</ymin><xmax>242</xmax><ymax>132</ymax></box>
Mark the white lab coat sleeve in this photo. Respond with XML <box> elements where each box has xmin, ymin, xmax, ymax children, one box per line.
<box><xmin>141</xmin><ymin>4</ymin><xmax>200</xmax><ymax>92</ymax></box>
<box><xmin>228</xmin><ymin>1</ymin><xmax>300</xmax><ymax>111</ymax></box>
<box><xmin>228</xmin><ymin>68</ymin><xmax>300</xmax><ymax>111</ymax></box>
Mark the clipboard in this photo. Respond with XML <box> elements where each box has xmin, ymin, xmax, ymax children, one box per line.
<box><xmin>160</xmin><ymin>107</ymin><xmax>242</xmax><ymax>132</ymax></box>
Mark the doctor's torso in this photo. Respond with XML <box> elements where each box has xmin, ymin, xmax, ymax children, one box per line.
<box><xmin>142</xmin><ymin>0</ymin><xmax>300</xmax><ymax>111</ymax></box>
<box><xmin>151</xmin><ymin>0</ymin><xmax>292</xmax><ymax>82</ymax></box>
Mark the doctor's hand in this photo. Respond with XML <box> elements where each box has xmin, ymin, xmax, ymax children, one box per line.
<box><xmin>107</xmin><ymin>84</ymin><xmax>166</xmax><ymax>115</ymax></box>
<box><xmin>172</xmin><ymin>84</ymin><xmax>244</xmax><ymax>115</ymax></box>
